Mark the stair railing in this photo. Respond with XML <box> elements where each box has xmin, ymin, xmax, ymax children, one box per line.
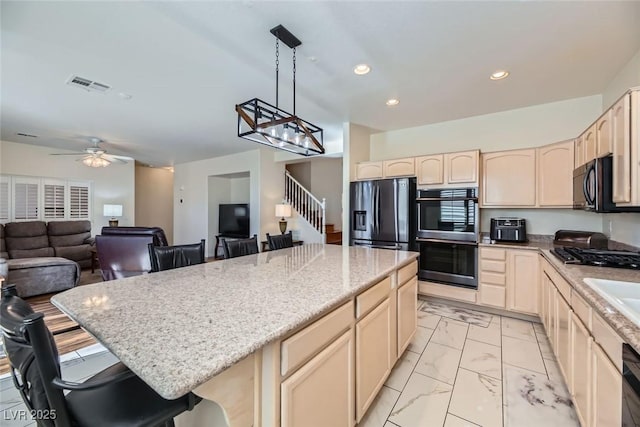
<box><xmin>284</xmin><ymin>171</ymin><xmax>326</xmax><ymax>241</ymax></box>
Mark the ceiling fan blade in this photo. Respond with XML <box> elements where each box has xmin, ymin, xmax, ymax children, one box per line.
<box><xmin>103</xmin><ymin>154</ymin><xmax>134</xmax><ymax>161</ymax></box>
<box><xmin>101</xmin><ymin>154</ymin><xmax>129</xmax><ymax>164</ymax></box>
<box><xmin>50</xmin><ymin>152</ymin><xmax>87</xmax><ymax>156</ymax></box>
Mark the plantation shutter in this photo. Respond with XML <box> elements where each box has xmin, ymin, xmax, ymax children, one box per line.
<box><xmin>14</xmin><ymin>179</ymin><xmax>40</xmax><ymax>220</ymax></box>
<box><xmin>43</xmin><ymin>181</ymin><xmax>66</xmax><ymax>219</ymax></box>
<box><xmin>0</xmin><ymin>176</ymin><xmax>10</xmax><ymax>222</ymax></box>
<box><xmin>69</xmin><ymin>184</ymin><xmax>90</xmax><ymax>219</ymax></box>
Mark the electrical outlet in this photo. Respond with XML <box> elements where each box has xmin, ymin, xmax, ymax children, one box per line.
<box><xmin>607</xmin><ymin>219</ymin><xmax>613</xmax><ymax>236</ymax></box>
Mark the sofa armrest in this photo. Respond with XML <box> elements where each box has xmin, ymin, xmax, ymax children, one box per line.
<box><xmin>84</xmin><ymin>236</ymin><xmax>96</xmax><ymax>246</ymax></box>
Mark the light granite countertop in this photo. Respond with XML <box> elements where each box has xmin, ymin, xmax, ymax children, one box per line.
<box><xmin>52</xmin><ymin>244</ymin><xmax>418</xmax><ymax>400</ymax></box>
<box><xmin>480</xmin><ymin>239</ymin><xmax>640</xmax><ymax>354</ymax></box>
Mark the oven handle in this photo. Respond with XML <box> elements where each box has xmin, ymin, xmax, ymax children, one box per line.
<box><xmin>416</xmin><ymin>238</ymin><xmax>478</xmax><ymax>246</ymax></box>
<box><xmin>416</xmin><ymin>197</ymin><xmax>478</xmax><ymax>202</ymax></box>
<box><xmin>354</xmin><ymin>241</ymin><xmax>402</xmax><ymax>250</ymax></box>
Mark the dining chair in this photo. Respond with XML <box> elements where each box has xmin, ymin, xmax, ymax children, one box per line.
<box><xmin>148</xmin><ymin>239</ymin><xmax>205</xmax><ymax>272</ymax></box>
<box><xmin>0</xmin><ymin>284</ymin><xmax>200</xmax><ymax>427</ymax></box>
<box><xmin>223</xmin><ymin>235</ymin><xmax>259</xmax><ymax>259</ymax></box>
<box><xmin>266</xmin><ymin>231</ymin><xmax>294</xmax><ymax>250</ymax></box>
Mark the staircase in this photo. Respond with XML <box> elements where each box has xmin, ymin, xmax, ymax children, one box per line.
<box><xmin>284</xmin><ymin>171</ymin><xmax>342</xmax><ymax>244</ymax></box>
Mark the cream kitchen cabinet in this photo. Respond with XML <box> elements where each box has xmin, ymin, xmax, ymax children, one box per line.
<box><xmin>478</xmin><ymin>247</ymin><xmax>538</xmax><ymax>314</ymax></box>
<box><xmin>575</xmin><ymin>136</ymin><xmax>585</xmax><ymax>169</ymax></box>
<box><xmin>356</xmin><ymin>161</ymin><xmax>384</xmax><ymax>180</ymax></box>
<box><xmin>397</xmin><ymin>277</ymin><xmax>418</xmax><ymax>355</ymax></box>
<box><xmin>596</xmin><ymin>110</ymin><xmax>613</xmax><ymax>158</ymax></box>
<box><xmin>481</xmin><ymin>149</ymin><xmax>536</xmax><ymax>207</ymax></box>
<box><xmin>506</xmin><ymin>250</ymin><xmax>539</xmax><ymax>315</ymax></box>
<box><xmin>571</xmin><ymin>314</ymin><xmax>592</xmax><ymax>427</ymax></box>
<box><xmin>612</xmin><ymin>91</ymin><xmax>640</xmax><ymax>207</ymax></box>
<box><xmin>556</xmin><ymin>286</ymin><xmax>572</xmax><ymax>382</ymax></box>
<box><xmin>416</xmin><ymin>154</ymin><xmax>444</xmax><ymax>185</ymax></box>
<box><xmin>591</xmin><ymin>343</ymin><xmax>622</xmax><ymax>427</ymax></box>
<box><xmin>281</xmin><ymin>329</ymin><xmax>355</xmax><ymax>427</ymax></box>
<box><xmin>583</xmin><ymin>124</ymin><xmax>597</xmax><ymax>165</ymax></box>
<box><xmin>355</xmin><ymin>297</ymin><xmax>392</xmax><ymax>422</ymax></box>
<box><xmin>417</xmin><ymin>150</ymin><xmax>479</xmax><ymax>187</ymax></box>
<box><xmin>383</xmin><ymin>158</ymin><xmax>415</xmax><ymax>178</ymax></box>
<box><xmin>537</xmin><ymin>140</ymin><xmax>574</xmax><ymax>207</ymax></box>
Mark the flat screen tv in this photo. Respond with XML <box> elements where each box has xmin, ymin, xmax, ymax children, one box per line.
<box><xmin>219</xmin><ymin>203</ymin><xmax>250</xmax><ymax>238</ymax></box>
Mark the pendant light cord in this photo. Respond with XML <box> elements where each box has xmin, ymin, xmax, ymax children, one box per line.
<box><xmin>293</xmin><ymin>47</ymin><xmax>296</xmax><ymax>116</ymax></box>
<box><xmin>275</xmin><ymin>38</ymin><xmax>279</xmax><ymax>108</ymax></box>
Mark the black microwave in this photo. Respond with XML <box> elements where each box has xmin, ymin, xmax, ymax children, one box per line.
<box><xmin>573</xmin><ymin>156</ymin><xmax>640</xmax><ymax>213</ymax></box>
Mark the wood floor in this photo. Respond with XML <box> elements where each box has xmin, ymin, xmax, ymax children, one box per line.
<box><xmin>1</xmin><ymin>270</ymin><xmax>102</xmax><ymax>375</ymax></box>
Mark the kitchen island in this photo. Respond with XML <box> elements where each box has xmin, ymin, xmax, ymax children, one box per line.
<box><xmin>52</xmin><ymin>243</ymin><xmax>419</xmax><ymax>427</ymax></box>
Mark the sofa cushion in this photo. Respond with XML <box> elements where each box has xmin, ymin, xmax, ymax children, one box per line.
<box><xmin>0</xmin><ymin>224</ymin><xmax>7</xmax><ymax>259</ymax></box>
<box><xmin>54</xmin><ymin>245</ymin><xmax>91</xmax><ymax>263</ymax></box>
<box><xmin>47</xmin><ymin>220</ymin><xmax>92</xmax><ymax>247</ymax></box>
<box><xmin>6</xmin><ymin>257</ymin><xmax>80</xmax><ymax>298</ymax></box>
<box><xmin>49</xmin><ymin>232</ymin><xmax>91</xmax><ymax>248</ymax></box>
<box><xmin>4</xmin><ymin>221</ymin><xmax>50</xmax><ymax>258</ymax></box>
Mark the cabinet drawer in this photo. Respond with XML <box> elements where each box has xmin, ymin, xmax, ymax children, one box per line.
<box><xmin>356</xmin><ymin>277</ymin><xmax>391</xmax><ymax>319</ymax></box>
<box><xmin>592</xmin><ymin>313</ymin><xmax>623</xmax><ymax>372</ymax></box>
<box><xmin>480</xmin><ymin>284</ymin><xmax>506</xmax><ymax>308</ymax></box>
<box><xmin>397</xmin><ymin>261</ymin><xmax>417</xmax><ymax>286</ymax></box>
<box><xmin>281</xmin><ymin>301</ymin><xmax>353</xmax><ymax>377</ymax></box>
<box><xmin>481</xmin><ymin>259</ymin><xmax>506</xmax><ymax>274</ymax></box>
<box><xmin>481</xmin><ymin>247</ymin><xmax>506</xmax><ymax>261</ymax></box>
<box><xmin>480</xmin><ymin>272</ymin><xmax>506</xmax><ymax>286</ymax></box>
<box><xmin>571</xmin><ymin>290</ymin><xmax>592</xmax><ymax>332</ymax></box>
<box><xmin>554</xmin><ymin>274</ymin><xmax>572</xmax><ymax>302</ymax></box>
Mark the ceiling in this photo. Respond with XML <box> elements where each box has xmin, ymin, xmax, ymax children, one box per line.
<box><xmin>2</xmin><ymin>1</ymin><xmax>639</xmax><ymax>166</ymax></box>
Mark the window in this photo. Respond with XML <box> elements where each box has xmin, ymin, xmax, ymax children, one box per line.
<box><xmin>69</xmin><ymin>183</ymin><xmax>90</xmax><ymax>219</ymax></box>
<box><xmin>0</xmin><ymin>175</ymin><xmax>92</xmax><ymax>223</ymax></box>
<box><xmin>14</xmin><ymin>178</ymin><xmax>39</xmax><ymax>220</ymax></box>
<box><xmin>43</xmin><ymin>180</ymin><xmax>65</xmax><ymax>219</ymax></box>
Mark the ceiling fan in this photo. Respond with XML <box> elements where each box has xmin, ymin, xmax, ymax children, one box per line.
<box><xmin>51</xmin><ymin>137</ymin><xmax>134</xmax><ymax>167</ymax></box>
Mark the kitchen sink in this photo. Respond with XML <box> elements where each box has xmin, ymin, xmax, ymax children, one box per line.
<box><xmin>583</xmin><ymin>278</ymin><xmax>640</xmax><ymax>328</ymax></box>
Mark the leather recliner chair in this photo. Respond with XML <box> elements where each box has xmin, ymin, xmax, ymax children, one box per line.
<box><xmin>100</xmin><ymin>227</ymin><xmax>168</xmax><ymax>247</ymax></box>
<box><xmin>95</xmin><ymin>234</ymin><xmax>156</xmax><ymax>281</ymax></box>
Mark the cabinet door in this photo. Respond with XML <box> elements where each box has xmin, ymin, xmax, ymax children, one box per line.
<box><xmin>481</xmin><ymin>149</ymin><xmax>536</xmax><ymax>207</ymax></box>
<box><xmin>281</xmin><ymin>329</ymin><xmax>355</xmax><ymax>427</ymax></box>
<box><xmin>571</xmin><ymin>315</ymin><xmax>592</xmax><ymax>427</ymax></box>
<box><xmin>575</xmin><ymin>137</ymin><xmax>585</xmax><ymax>169</ymax></box>
<box><xmin>356</xmin><ymin>162</ymin><xmax>383</xmax><ymax>180</ymax></box>
<box><xmin>612</xmin><ymin>94</ymin><xmax>631</xmax><ymax>203</ymax></box>
<box><xmin>416</xmin><ymin>155</ymin><xmax>444</xmax><ymax>185</ymax></box>
<box><xmin>446</xmin><ymin>150</ymin><xmax>479</xmax><ymax>184</ymax></box>
<box><xmin>397</xmin><ymin>277</ymin><xmax>417</xmax><ymax>355</ymax></box>
<box><xmin>584</xmin><ymin>124</ymin><xmax>597</xmax><ymax>165</ymax></box>
<box><xmin>597</xmin><ymin>110</ymin><xmax>613</xmax><ymax>157</ymax></box>
<box><xmin>592</xmin><ymin>343</ymin><xmax>622</xmax><ymax>427</ymax></box>
<box><xmin>507</xmin><ymin>250</ymin><xmax>539</xmax><ymax>315</ymax></box>
<box><xmin>356</xmin><ymin>298</ymin><xmax>392</xmax><ymax>422</ymax></box>
<box><xmin>383</xmin><ymin>158</ymin><xmax>415</xmax><ymax>178</ymax></box>
<box><xmin>556</xmin><ymin>291</ymin><xmax>572</xmax><ymax>382</ymax></box>
<box><xmin>549</xmin><ymin>286</ymin><xmax>557</xmax><ymax>348</ymax></box>
<box><xmin>537</xmin><ymin>140</ymin><xmax>574</xmax><ymax>207</ymax></box>
<box><xmin>540</xmin><ymin>269</ymin><xmax>549</xmax><ymax>331</ymax></box>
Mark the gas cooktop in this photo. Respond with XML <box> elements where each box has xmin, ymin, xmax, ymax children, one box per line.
<box><xmin>551</xmin><ymin>247</ymin><xmax>640</xmax><ymax>270</ymax></box>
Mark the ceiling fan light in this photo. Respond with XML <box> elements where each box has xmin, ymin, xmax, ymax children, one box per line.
<box><xmin>83</xmin><ymin>156</ymin><xmax>111</xmax><ymax>168</ymax></box>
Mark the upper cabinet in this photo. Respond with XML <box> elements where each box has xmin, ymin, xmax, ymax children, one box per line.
<box><xmin>583</xmin><ymin>124</ymin><xmax>597</xmax><ymax>165</ymax></box>
<box><xmin>417</xmin><ymin>150</ymin><xmax>479</xmax><ymax>188</ymax></box>
<box><xmin>575</xmin><ymin>136</ymin><xmax>585</xmax><ymax>169</ymax></box>
<box><xmin>481</xmin><ymin>149</ymin><xmax>536</xmax><ymax>207</ymax></box>
<box><xmin>355</xmin><ymin>161</ymin><xmax>383</xmax><ymax>180</ymax></box>
<box><xmin>416</xmin><ymin>154</ymin><xmax>444</xmax><ymax>185</ymax></box>
<box><xmin>537</xmin><ymin>140</ymin><xmax>574</xmax><ymax>207</ymax></box>
<box><xmin>596</xmin><ymin>110</ymin><xmax>613</xmax><ymax>158</ymax></box>
<box><xmin>611</xmin><ymin>93</ymin><xmax>634</xmax><ymax>205</ymax></box>
<box><xmin>383</xmin><ymin>158</ymin><xmax>415</xmax><ymax>178</ymax></box>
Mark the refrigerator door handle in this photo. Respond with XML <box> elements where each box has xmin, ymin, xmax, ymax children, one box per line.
<box><xmin>394</xmin><ymin>180</ymin><xmax>399</xmax><ymax>243</ymax></box>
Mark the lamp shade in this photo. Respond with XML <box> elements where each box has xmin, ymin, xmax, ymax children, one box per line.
<box><xmin>103</xmin><ymin>204</ymin><xmax>123</xmax><ymax>217</ymax></box>
<box><xmin>275</xmin><ymin>204</ymin><xmax>292</xmax><ymax>218</ymax></box>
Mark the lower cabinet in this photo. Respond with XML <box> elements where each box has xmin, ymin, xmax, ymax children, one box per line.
<box><xmin>591</xmin><ymin>343</ymin><xmax>622</xmax><ymax>427</ymax></box>
<box><xmin>356</xmin><ymin>298</ymin><xmax>393</xmax><ymax>422</ymax></box>
<box><xmin>555</xmin><ymin>290</ymin><xmax>572</xmax><ymax>381</ymax></box>
<box><xmin>281</xmin><ymin>329</ymin><xmax>355</xmax><ymax>427</ymax></box>
<box><xmin>397</xmin><ymin>277</ymin><xmax>418</xmax><ymax>355</ymax></box>
<box><xmin>571</xmin><ymin>314</ymin><xmax>592</xmax><ymax>427</ymax></box>
<box><xmin>507</xmin><ymin>250</ymin><xmax>539</xmax><ymax>314</ymax></box>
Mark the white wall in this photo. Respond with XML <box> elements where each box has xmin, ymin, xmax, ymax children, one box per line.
<box><xmin>135</xmin><ymin>164</ymin><xmax>174</xmax><ymax>243</ymax></box>
<box><xmin>481</xmin><ymin>209</ymin><xmax>604</xmax><ymax>235</ymax></box>
<box><xmin>309</xmin><ymin>158</ymin><xmax>343</xmax><ymax>228</ymax></box>
<box><xmin>603</xmin><ymin>213</ymin><xmax>640</xmax><ymax>248</ymax></box>
<box><xmin>0</xmin><ymin>140</ymin><xmax>135</xmax><ymax>233</ymax></box>
<box><xmin>175</xmin><ymin>148</ymin><xmax>285</xmax><ymax>256</ymax></box>
<box><xmin>229</xmin><ymin>177</ymin><xmax>250</xmax><ymax>203</ymax></box>
<box><xmin>206</xmin><ymin>177</ymin><xmax>232</xmax><ymax>250</ymax></box>
<box><xmin>602</xmin><ymin>48</ymin><xmax>640</xmax><ymax>109</ymax></box>
<box><xmin>370</xmin><ymin>95</ymin><xmax>603</xmax><ymax>159</ymax></box>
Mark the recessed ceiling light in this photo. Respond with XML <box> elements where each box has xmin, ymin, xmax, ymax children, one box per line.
<box><xmin>353</xmin><ymin>64</ymin><xmax>371</xmax><ymax>75</ymax></box>
<box><xmin>490</xmin><ymin>70</ymin><xmax>510</xmax><ymax>80</ymax></box>
<box><xmin>386</xmin><ymin>98</ymin><xmax>399</xmax><ymax>106</ymax></box>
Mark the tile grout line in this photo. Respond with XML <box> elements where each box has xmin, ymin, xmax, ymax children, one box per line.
<box><xmin>441</xmin><ymin>315</ymin><xmax>471</xmax><ymax>427</ymax></box>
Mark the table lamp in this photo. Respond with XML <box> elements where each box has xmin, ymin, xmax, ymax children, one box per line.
<box><xmin>104</xmin><ymin>204</ymin><xmax>123</xmax><ymax>227</ymax></box>
<box><xmin>275</xmin><ymin>203</ymin><xmax>292</xmax><ymax>234</ymax></box>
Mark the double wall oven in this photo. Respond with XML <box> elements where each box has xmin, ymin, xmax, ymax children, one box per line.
<box><xmin>416</xmin><ymin>188</ymin><xmax>479</xmax><ymax>289</ymax></box>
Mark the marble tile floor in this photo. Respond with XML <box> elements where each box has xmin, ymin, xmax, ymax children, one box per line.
<box><xmin>360</xmin><ymin>299</ymin><xmax>580</xmax><ymax>427</ymax></box>
<box><xmin>0</xmin><ymin>299</ymin><xmax>580</xmax><ymax>427</ymax></box>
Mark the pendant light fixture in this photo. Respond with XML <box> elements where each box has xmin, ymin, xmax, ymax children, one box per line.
<box><xmin>235</xmin><ymin>25</ymin><xmax>324</xmax><ymax>156</ymax></box>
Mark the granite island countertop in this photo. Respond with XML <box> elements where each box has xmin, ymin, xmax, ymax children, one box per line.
<box><xmin>52</xmin><ymin>244</ymin><xmax>418</xmax><ymax>400</ymax></box>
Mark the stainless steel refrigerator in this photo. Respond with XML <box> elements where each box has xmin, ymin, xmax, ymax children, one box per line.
<box><xmin>350</xmin><ymin>177</ymin><xmax>417</xmax><ymax>251</ymax></box>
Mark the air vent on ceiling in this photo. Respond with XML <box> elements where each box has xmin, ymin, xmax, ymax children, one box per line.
<box><xmin>66</xmin><ymin>75</ymin><xmax>111</xmax><ymax>93</ymax></box>
<box><xmin>16</xmin><ymin>133</ymin><xmax>38</xmax><ymax>138</ymax></box>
